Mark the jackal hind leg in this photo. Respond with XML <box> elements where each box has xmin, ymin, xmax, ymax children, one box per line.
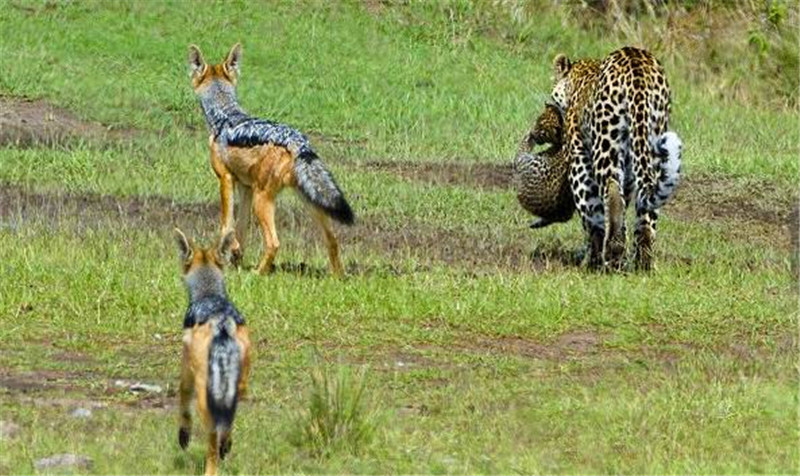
<box><xmin>204</xmin><ymin>430</ymin><xmax>219</xmax><ymax>476</ymax></box>
<box><xmin>232</xmin><ymin>185</ymin><xmax>253</xmax><ymax>267</ymax></box>
<box><xmin>253</xmin><ymin>190</ymin><xmax>279</xmax><ymax>275</ymax></box>
<box><xmin>309</xmin><ymin>205</ymin><xmax>344</xmax><ymax>277</ymax></box>
<box><xmin>235</xmin><ymin>326</ymin><xmax>251</xmax><ymax>399</ymax></box>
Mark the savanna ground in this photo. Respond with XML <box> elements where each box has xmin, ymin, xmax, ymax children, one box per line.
<box><xmin>0</xmin><ymin>1</ymin><xmax>798</xmax><ymax>474</ymax></box>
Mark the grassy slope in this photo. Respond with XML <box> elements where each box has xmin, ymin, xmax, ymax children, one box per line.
<box><xmin>0</xmin><ymin>1</ymin><xmax>796</xmax><ymax>181</ymax></box>
<box><xmin>0</xmin><ymin>1</ymin><xmax>797</xmax><ymax>474</ymax></box>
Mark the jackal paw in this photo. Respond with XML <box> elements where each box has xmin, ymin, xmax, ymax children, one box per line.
<box><xmin>220</xmin><ymin>437</ymin><xmax>232</xmax><ymax>460</ymax></box>
<box><xmin>255</xmin><ymin>263</ymin><xmax>276</xmax><ymax>275</ymax></box>
<box><xmin>178</xmin><ymin>427</ymin><xmax>190</xmax><ymax>449</ymax></box>
<box><xmin>230</xmin><ymin>247</ymin><xmax>243</xmax><ymax>268</ymax></box>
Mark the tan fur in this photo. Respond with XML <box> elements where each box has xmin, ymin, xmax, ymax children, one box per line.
<box><xmin>181</xmin><ymin>322</ymin><xmax>251</xmax><ymax>476</ymax></box>
<box><xmin>177</xmin><ymin>232</ymin><xmax>252</xmax><ymax>476</ymax></box>
<box><xmin>195</xmin><ymin>46</ymin><xmax>344</xmax><ymax>276</ymax></box>
<box><xmin>235</xmin><ymin>326</ymin><xmax>251</xmax><ymax>398</ymax></box>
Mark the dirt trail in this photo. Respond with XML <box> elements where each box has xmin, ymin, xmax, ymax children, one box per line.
<box><xmin>0</xmin><ymin>96</ymin><xmax>138</xmax><ymax>147</ymax></box>
<box><xmin>0</xmin><ymin>184</ymin><xmax>576</xmax><ymax>273</ymax></box>
<box><xmin>363</xmin><ymin>159</ymin><xmax>794</xmax><ymax>225</ymax></box>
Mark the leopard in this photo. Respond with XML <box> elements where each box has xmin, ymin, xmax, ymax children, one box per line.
<box><xmin>549</xmin><ymin>46</ymin><xmax>683</xmax><ymax>271</ymax></box>
<box><xmin>513</xmin><ymin>102</ymin><xmax>574</xmax><ymax>229</ymax></box>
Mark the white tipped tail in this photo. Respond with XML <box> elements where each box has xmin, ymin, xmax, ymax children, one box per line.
<box><xmin>647</xmin><ymin>131</ymin><xmax>682</xmax><ymax>211</ymax></box>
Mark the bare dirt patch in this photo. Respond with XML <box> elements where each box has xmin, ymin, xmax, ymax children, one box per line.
<box><xmin>0</xmin><ymin>183</ymin><xmax>216</xmax><ymax>233</ymax></box>
<box><xmin>1</xmin><ymin>164</ymin><xmax>794</xmax><ymax>272</ymax></box>
<box><xmin>362</xmin><ymin>160</ymin><xmax>796</xmax><ymax>252</ymax></box>
<box><xmin>0</xmin><ymin>183</ymin><xmax>576</xmax><ymax>273</ymax></box>
<box><xmin>462</xmin><ymin>330</ymin><xmax>605</xmax><ymax>361</ymax></box>
<box><xmin>0</xmin><ymin>96</ymin><xmax>138</xmax><ymax>147</ymax></box>
<box><xmin>0</xmin><ymin>370</ymin><xmax>90</xmax><ymax>394</ymax></box>
<box><xmin>341</xmin><ymin>219</ymin><xmax>577</xmax><ymax>272</ymax></box>
<box><xmin>668</xmin><ymin>173</ymin><xmax>795</xmax><ymax>228</ymax></box>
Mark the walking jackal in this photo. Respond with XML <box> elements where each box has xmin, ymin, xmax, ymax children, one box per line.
<box><xmin>188</xmin><ymin>43</ymin><xmax>355</xmax><ymax>276</ymax></box>
<box><xmin>175</xmin><ymin>229</ymin><xmax>252</xmax><ymax>476</ymax></box>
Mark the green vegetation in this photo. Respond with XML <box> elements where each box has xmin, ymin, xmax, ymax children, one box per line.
<box><xmin>0</xmin><ymin>1</ymin><xmax>797</xmax><ymax>474</ymax></box>
<box><xmin>291</xmin><ymin>355</ymin><xmax>377</xmax><ymax>457</ymax></box>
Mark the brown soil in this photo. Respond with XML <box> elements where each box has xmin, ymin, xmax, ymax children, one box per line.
<box><xmin>362</xmin><ymin>160</ymin><xmax>796</xmax><ymax>252</ymax></box>
<box><xmin>0</xmin><ymin>183</ymin><xmax>216</xmax><ymax>232</ymax></box>
<box><xmin>363</xmin><ymin>159</ymin><xmax>794</xmax><ymax>226</ymax></box>
<box><xmin>0</xmin><ymin>370</ymin><xmax>90</xmax><ymax>394</ymax></box>
<box><xmin>460</xmin><ymin>330</ymin><xmax>605</xmax><ymax>361</ymax></box>
<box><xmin>0</xmin><ymin>183</ymin><xmax>577</xmax><ymax>273</ymax></box>
<box><xmin>668</xmin><ymin>173</ymin><xmax>795</xmax><ymax>229</ymax></box>
<box><xmin>0</xmin><ymin>96</ymin><xmax>138</xmax><ymax>147</ymax></box>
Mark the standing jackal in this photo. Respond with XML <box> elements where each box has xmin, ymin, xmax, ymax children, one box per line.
<box><xmin>188</xmin><ymin>43</ymin><xmax>354</xmax><ymax>276</ymax></box>
<box><xmin>175</xmin><ymin>229</ymin><xmax>251</xmax><ymax>476</ymax></box>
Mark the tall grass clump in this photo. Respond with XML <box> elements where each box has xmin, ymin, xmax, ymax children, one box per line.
<box><xmin>291</xmin><ymin>355</ymin><xmax>377</xmax><ymax>457</ymax></box>
<box><xmin>568</xmin><ymin>0</ymin><xmax>800</xmax><ymax>108</ymax></box>
<box><xmin>382</xmin><ymin>0</ymin><xmax>798</xmax><ymax>108</ymax></box>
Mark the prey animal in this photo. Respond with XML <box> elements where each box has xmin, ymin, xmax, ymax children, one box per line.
<box><xmin>513</xmin><ymin>102</ymin><xmax>575</xmax><ymax>229</ymax></box>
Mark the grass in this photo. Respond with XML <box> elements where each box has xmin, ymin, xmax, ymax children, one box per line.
<box><xmin>291</xmin><ymin>355</ymin><xmax>376</xmax><ymax>457</ymax></box>
<box><xmin>0</xmin><ymin>0</ymin><xmax>798</xmax><ymax>475</ymax></box>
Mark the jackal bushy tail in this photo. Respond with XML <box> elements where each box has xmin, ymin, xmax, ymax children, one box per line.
<box><xmin>295</xmin><ymin>150</ymin><xmax>354</xmax><ymax>225</ymax></box>
<box><xmin>207</xmin><ymin>316</ymin><xmax>241</xmax><ymax>447</ymax></box>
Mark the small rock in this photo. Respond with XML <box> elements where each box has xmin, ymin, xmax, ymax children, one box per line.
<box><xmin>113</xmin><ymin>379</ymin><xmax>128</xmax><ymax>388</ymax></box>
<box><xmin>70</xmin><ymin>408</ymin><xmax>92</xmax><ymax>419</ymax></box>
<box><xmin>0</xmin><ymin>421</ymin><xmax>20</xmax><ymax>440</ymax></box>
<box><xmin>153</xmin><ymin>333</ymin><xmax>163</xmax><ymax>340</ymax></box>
<box><xmin>130</xmin><ymin>382</ymin><xmax>162</xmax><ymax>394</ymax></box>
<box><xmin>441</xmin><ymin>456</ymin><xmax>457</xmax><ymax>466</ymax></box>
<box><xmin>34</xmin><ymin>454</ymin><xmax>93</xmax><ymax>471</ymax></box>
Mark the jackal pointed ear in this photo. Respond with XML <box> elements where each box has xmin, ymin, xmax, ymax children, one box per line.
<box><xmin>174</xmin><ymin>228</ymin><xmax>193</xmax><ymax>264</ymax></box>
<box><xmin>216</xmin><ymin>229</ymin><xmax>236</xmax><ymax>266</ymax></box>
<box><xmin>224</xmin><ymin>43</ymin><xmax>242</xmax><ymax>78</ymax></box>
<box><xmin>553</xmin><ymin>54</ymin><xmax>571</xmax><ymax>79</ymax></box>
<box><xmin>188</xmin><ymin>44</ymin><xmax>206</xmax><ymax>78</ymax></box>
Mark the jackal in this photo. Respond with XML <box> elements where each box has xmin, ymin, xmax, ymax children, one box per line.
<box><xmin>175</xmin><ymin>228</ymin><xmax>251</xmax><ymax>476</ymax></box>
<box><xmin>188</xmin><ymin>43</ymin><xmax>354</xmax><ymax>276</ymax></box>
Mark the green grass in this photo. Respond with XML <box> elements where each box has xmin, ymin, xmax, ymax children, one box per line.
<box><xmin>0</xmin><ymin>0</ymin><xmax>796</xmax><ymax>180</ymax></box>
<box><xmin>0</xmin><ymin>0</ymin><xmax>798</xmax><ymax>475</ymax></box>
